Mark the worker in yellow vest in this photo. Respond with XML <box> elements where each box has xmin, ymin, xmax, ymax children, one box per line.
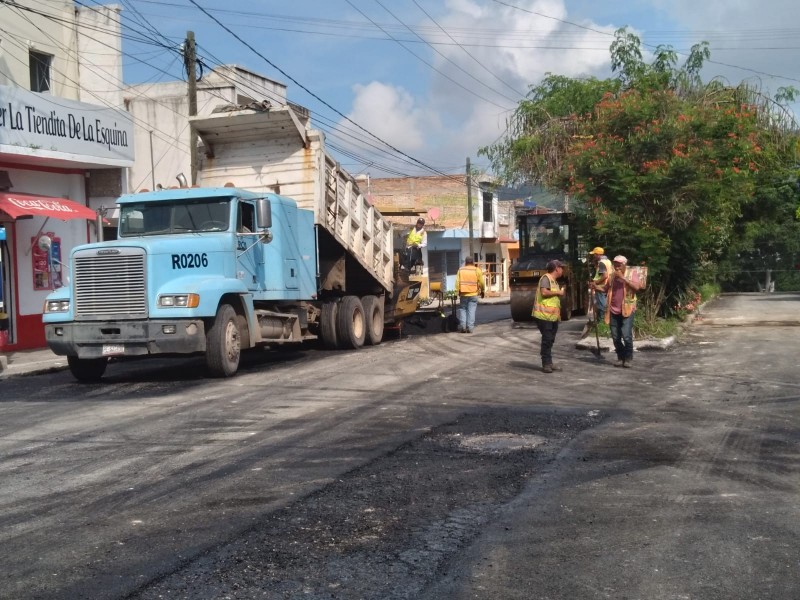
<box><xmin>455</xmin><ymin>256</ymin><xmax>485</xmax><ymax>333</ymax></box>
<box><xmin>605</xmin><ymin>255</ymin><xmax>644</xmax><ymax>368</ymax></box>
<box><xmin>532</xmin><ymin>259</ymin><xmax>566</xmax><ymax>373</ymax></box>
<box><xmin>403</xmin><ymin>218</ymin><xmax>427</xmax><ymax>270</ymax></box>
<box><xmin>587</xmin><ymin>246</ymin><xmax>612</xmax><ymax>320</ymax></box>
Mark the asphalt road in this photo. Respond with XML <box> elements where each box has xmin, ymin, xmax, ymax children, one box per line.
<box><xmin>1</xmin><ymin>294</ymin><xmax>798</xmax><ymax>599</ymax></box>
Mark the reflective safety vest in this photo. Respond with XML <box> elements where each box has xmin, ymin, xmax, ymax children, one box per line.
<box><xmin>406</xmin><ymin>227</ymin><xmax>424</xmax><ymax>247</ymax></box>
<box><xmin>457</xmin><ymin>265</ymin><xmax>483</xmax><ymax>296</ymax></box>
<box><xmin>592</xmin><ymin>257</ymin><xmax>612</xmax><ymax>289</ymax></box>
<box><xmin>532</xmin><ymin>273</ymin><xmax>561</xmax><ymax>321</ymax></box>
<box><xmin>605</xmin><ymin>267</ymin><xmax>638</xmax><ymax>322</ymax></box>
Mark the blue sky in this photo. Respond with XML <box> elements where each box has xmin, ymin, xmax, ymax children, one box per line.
<box><xmin>118</xmin><ymin>0</ymin><xmax>800</xmax><ymax>178</ymax></box>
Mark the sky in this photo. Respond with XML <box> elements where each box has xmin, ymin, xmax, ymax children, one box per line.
<box><xmin>117</xmin><ymin>0</ymin><xmax>800</xmax><ymax>180</ymax></box>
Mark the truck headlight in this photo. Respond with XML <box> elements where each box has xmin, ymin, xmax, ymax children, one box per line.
<box><xmin>158</xmin><ymin>293</ymin><xmax>200</xmax><ymax>308</ymax></box>
<box><xmin>44</xmin><ymin>300</ymin><xmax>70</xmax><ymax>312</ymax></box>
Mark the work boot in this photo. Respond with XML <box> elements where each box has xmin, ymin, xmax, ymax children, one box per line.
<box><xmin>466</xmin><ymin>328</ymin><xmax>473</xmax><ymax>333</ymax></box>
<box><xmin>549</xmin><ymin>364</ymin><xmax>563</xmax><ymax>371</ymax></box>
<box><xmin>542</xmin><ymin>365</ymin><xmax>553</xmax><ymax>373</ymax></box>
<box><xmin>622</xmin><ymin>359</ymin><xmax>632</xmax><ymax>368</ymax></box>
<box><xmin>614</xmin><ymin>358</ymin><xmax>624</xmax><ymax>368</ymax></box>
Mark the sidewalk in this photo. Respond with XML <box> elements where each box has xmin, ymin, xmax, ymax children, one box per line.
<box><xmin>0</xmin><ymin>346</ymin><xmax>68</xmax><ymax>379</ymax></box>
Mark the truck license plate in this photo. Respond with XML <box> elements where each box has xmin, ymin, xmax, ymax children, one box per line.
<box><xmin>102</xmin><ymin>344</ymin><xmax>124</xmax><ymax>356</ymax></box>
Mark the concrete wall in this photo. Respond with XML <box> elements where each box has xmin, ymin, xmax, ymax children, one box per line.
<box><xmin>124</xmin><ymin>67</ymin><xmax>289</xmax><ymax>192</ymax></box>
<box><xmin>76</xmin><ymin>4</ymin><xmax>124</xmax><ymax>108</ymax></box>
<box><xmin>0</xmin><ymin>0</ymin><xmax>81</xmax><ymax>98</ymax></box>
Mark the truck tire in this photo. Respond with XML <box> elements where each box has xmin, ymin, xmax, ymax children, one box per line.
<box><xmin>67</xmin><ymin>356</ymin><xmax>108</xmax><ymax>382</ymax></box>
<box><xmin>361</xmin><ymin>295</ymin><xmax>384</xmax><ymax>346</ymax></box>
<box><xmin>206</xmin><ymin>304</ymin><xmax>241</xmax><ymax>377</ymax></box>
<box><xmin>320</xmin><ymin>300</ymin><xmax>339</xmax><ymax>349</ymax></box>
<box><xmin>336</xmin><ymin>295</ymin><xmax>366</xmax><ymax>349</ymax></box>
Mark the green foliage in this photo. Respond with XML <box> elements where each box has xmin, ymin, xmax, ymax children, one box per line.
<box><xmin>590</xmin><ymin>313</ymin><xmax>682</xmax><ymax>340</ymax></box>
<box><xmin>482</xmin><ymin>27</ymin><xmax>798</xmax><ymax>314</ymax></box>
<box><xmin>479</xmin><ymin>75</ymin><xmax>619</xmax><ymax>185</ymax></box>
<box><xmin>718</xmin><ymin>167</ymin><xmax>800</xmax><ymax>291</ymax></box>
<box><xmin>633</xmin><ymin>312</ymin><xmax>684</xmax><ymax>339</ymax></box>
<box><xmin>698</xmin><ymin>282</ymin><xmax>720</xmax><ymax>302</ymax></box>
<box><xmin>775</xmin><ymin>271</ymin><xmax>800</xmax><ymax>291</ymax></box>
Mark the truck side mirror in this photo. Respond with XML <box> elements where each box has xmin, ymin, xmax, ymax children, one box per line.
<box><xmin>256</xmin><ymin>198</ymin><xmax>272</xmax><ymax>229</ymax></box>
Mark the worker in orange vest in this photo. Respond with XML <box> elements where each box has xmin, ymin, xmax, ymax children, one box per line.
<box><xmin>605</xmin><ymin>255</ymin><xmax>644</xmax><ymax>368</ymax></box>
<box><xmin>455</xmin><ymin>256</ymin><xmax>485</xmax><ymax>333</ymax></box>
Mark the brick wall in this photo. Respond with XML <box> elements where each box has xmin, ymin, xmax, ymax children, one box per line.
<box><xmin>369</xmin><ymin>175</ymin><xmax>471</xmax><ymax>229</ymax></box>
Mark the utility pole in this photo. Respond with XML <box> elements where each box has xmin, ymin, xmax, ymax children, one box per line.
<box><xmin>466</xmin><ymin>157</ymin><xmax>474</xmax><ymax>259</ymax></box>
<box><xmin>184</xmin><ymin>31</ymin><xmax>198</xmax><ymax>185</ymax></box>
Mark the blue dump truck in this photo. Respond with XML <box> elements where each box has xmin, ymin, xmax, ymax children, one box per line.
<box><xmin>43</xmin><ymin>105</ymin><xmax>421</xmax><ymax>381</ymax></box>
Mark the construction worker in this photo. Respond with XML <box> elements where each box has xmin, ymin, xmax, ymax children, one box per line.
<box><xmin>403</xmin><ymin>218</ymin><xmax>427</xmax><ymax>270</ymax></box>
<box><xmin>533</xmin><ymin>259</ymin><xmax>566</xmax><ymax>373</ymax></box>
<box><xmin>605</xmin><ymin>255</ymin><xmax>644</xmax><ymax>368</ymax></box>
<box><xmin>455</xmin><ymin>256</ymin><xmax>485</xmax><ymax>333</ymax></box>
<box><xmin>588</xmin><ymin>247</ymin><xmax>612</xmax><ymax>319</ymax></box>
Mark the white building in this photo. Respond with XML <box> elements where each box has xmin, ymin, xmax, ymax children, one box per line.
<box><xmin>0</xmin><ymin>1</ymin><xmax>133</xmax><ymax>351</ymax></box>
<box><xmin>124</xmin><ymin>65</ymin><xmax>288</xmax><ymax>196</ymax></box>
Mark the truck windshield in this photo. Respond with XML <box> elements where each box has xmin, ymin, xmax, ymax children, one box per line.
<box><xmin>519</xmin><ymin>214</ymin><xmax>569</xmax><ymax>255</ymax></box>
<box><xmin>119</xmin><ymin>199</ymin><xmax>231</xmax><ymax>236</ymax></box>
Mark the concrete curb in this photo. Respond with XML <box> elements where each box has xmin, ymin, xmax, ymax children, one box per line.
<box><xmin>574</xmin><ymin>335</ymin><xmax>676</xmax><ymax>353</ymax></box>
<box><xmin>574</xmin><ymin>296</ymin><xmax>713</xmax><ymax>353</ymax></box>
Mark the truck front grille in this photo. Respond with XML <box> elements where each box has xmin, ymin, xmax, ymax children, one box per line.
<box><xmin>74</xmin><ymin>248</ymin><xmax>147</xmax><ymax>318</ymax></box>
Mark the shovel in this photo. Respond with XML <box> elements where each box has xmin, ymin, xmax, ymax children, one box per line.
<box><xmin>589</xmin><ymin>289</ymin><xmax>603</xmax><ymax>358</ymax></box>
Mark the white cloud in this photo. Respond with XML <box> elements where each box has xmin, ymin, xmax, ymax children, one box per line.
<box><xmin>342</xmin><ymin>0</ymin><xmax>619</xmax><ymax>176</ymax></box>
<box><xmin>647</xmin><ymin>0</ymin><xmax>800</xmax><ymax>91</ymax></box>
<box><xmin>341</xmin><ymin>0</ymin><xmax>800</xmax><ymax>177</ymax></box>
<box><xmin>346</xmin><ymin>81</ymin><xmax>429</xmax><ymax>152</ymax></box>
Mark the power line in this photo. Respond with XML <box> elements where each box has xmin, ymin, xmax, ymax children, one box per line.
<box><xmin>185</xmin><ymin>0</ymin><xmax>465</xmax><ymax>182</ymax></box>
<box><xmin>343</xmin><ymin>0</ymin><xmax>512</xmax><ymax>111</ymax></box>
<box><xmin>489</xmin><ymin>0</ymin><xmax>800</xmax><ymax>86</ymax></box>
<box><xmin>410</xmin><ymin>0</ymin><xmax>527</xmax><ymax>99</ymax></box>
<box><xmin>371</xmin><ymin>0</ymin><xmax>521</xmax><ymax>106</ymax></box>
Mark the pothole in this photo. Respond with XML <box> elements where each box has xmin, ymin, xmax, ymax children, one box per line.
<box><xmin>452</xmin><ymin>433</ymin><xmax>548</xmax><ymax>454</ymax></box>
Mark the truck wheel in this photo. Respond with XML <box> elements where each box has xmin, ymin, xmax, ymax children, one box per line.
<box><xmin>361</xmin><ymin>295</ymin><xmax>384</xmax><ymax>346</ymax></box>
<box><xmin>320</xmin><ymin>301</ymin><xmax>339</xmax><ymax>349</ymax></box>
<box><xmin>510</xmin><ymin>290</ymin><xmax>535</xmax><ymax>322</ymax></box>
<box><xmin>336</xmin><ymin>295</ymin><xmax>366</xmax><ymax>349</ymax></box>
<box><xmin>206</xmin><ymin>304</ymin><xmax>241</xmax><ymax>377</ymax></box>
<box><xmin>67</xmin><ymin>356</ymin><xmax>108</xmax><ymax>382</ymax></box>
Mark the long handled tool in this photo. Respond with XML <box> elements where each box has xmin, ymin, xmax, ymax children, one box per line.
<box><xmin>589</xmin><ymin>288</ymin><xmax>602</xmax><ymax>358</ymax></box>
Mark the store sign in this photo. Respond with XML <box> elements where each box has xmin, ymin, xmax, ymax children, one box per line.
<box><xmin>0</xmin><ymin>85</ymin><xmax>134</xmax><ymax>165</ymax></box>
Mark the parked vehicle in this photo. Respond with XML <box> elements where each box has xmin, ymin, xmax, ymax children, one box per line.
<box><xmin>509</xmin><ymin>208</ymin><xmax>588</xmax><ymax>322</ymax></box>
<box><xmin>43</xmin><ymin>106</ymin><xmax>421</xmax><ymax>381</ymax></box>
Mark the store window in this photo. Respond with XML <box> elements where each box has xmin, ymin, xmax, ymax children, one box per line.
<box><xmin>29</xmin><ymin>50</ymin><xmax>52</xmax><ymax>93</ymax></box>
<box><xmin>482</xmin><ymin>191</ymin><xmax>493</xmax><ymax>223</ymax></box>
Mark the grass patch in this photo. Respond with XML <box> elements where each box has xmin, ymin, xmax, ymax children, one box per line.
<box><xmin>587</xmin><ymin>314</ymin><xmax>683</xmax><ymax>340</ymax></box>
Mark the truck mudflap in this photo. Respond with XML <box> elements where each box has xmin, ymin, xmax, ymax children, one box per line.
<box><xmin>45</xmin><ymin>319</ymin><xmax>206</xmax><ymax>358</ymax></box>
